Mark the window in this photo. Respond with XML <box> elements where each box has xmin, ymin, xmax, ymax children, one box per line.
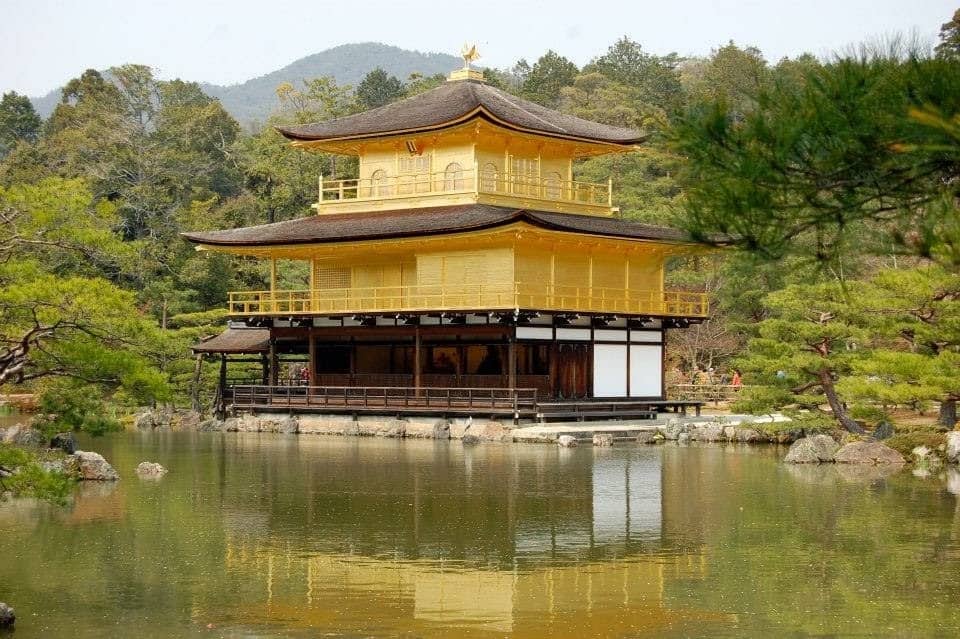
<box><xmin>443</xmin><ymin>162</ymin><xmax>465</xmax><ymax>191</ymax></box>
<box><xmin>544</xmin><ymin>171</ymin><xmax>563</xmax><ymax>199</ymax></box>
<box><xmin>480</xmin><ymin>162</ymin><xmax>499</xmax><ymax>192</ymax></box>
<box><xmin>509</xmin><ymin>156</ymin><xmax>539</xmax><ymax>195</ymax></box>
<box><xmin>314</xmin><ymin>265</ymin><xmax>350</xmax><ymax>300</ymax></box>
<box><xmin>398</xmin><ymin>153</ymin><xmax>432</xmax><ymax>194</ymax></box>
<box><xmin>370</xmin><ymin>169</ymin><xmax>392</xmax><ymax>196</ymax></box>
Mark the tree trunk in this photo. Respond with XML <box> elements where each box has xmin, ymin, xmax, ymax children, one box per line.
<box><xmin>939</xmin><ymin>398</ymin><xmax>957</xmax><ymax>428</ymax></box>
<box><xmin>819</xmin><ymin>370</ymin><xmax>864</xmax><ymax>434</ymax></box>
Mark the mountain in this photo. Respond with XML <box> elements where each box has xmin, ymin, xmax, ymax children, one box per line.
<box><xmin>29</xmin><ymin>43</ymin><xmax>464</xmax><ymax>126</ymax></box>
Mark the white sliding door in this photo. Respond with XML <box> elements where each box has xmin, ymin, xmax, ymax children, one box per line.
<box><xmin>593</xmin><ymin>344</ymin><xmax>627</xmax><ymax>397</ymax></box>
<box><xmin>629</xmin><ymin>344</ymin><xmax>663</xmax><ymax>397</ymax></box>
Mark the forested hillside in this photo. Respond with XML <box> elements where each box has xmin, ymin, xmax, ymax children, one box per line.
<box><xmin>28</xmin><ymin>43</ymin><xmax>462</xmax><ymax>125</ymax></box>
<box><xmin>1</xmin><ymin>8</ymin><xmax>959</xmax><ymax>436</ymax></box>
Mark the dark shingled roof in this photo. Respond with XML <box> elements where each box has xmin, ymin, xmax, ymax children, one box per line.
<box><xmin>181</xmin><ymin>205</ymin><xmax>690</xmax><ymax>247</ymax></box>
<box><xmin>192</xmin><ymin>328</ymin><xmax>270</xmax><ymax>354</ymax></box>
<box><xmin>277</xmin><ymin>79</ymin><xmax>644</xmax><ymax>145</ymax></box>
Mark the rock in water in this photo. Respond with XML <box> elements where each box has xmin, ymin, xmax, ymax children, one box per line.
<box><xmin>635</xmin><ymin>431</ymin><xmax>657</xmax><ymax>445</ymax></box>
<box><xmin>135</xmin><ymin>462</ymin><xmax>168</xmax><ymax>478</ymax></box>
<box><xmin>49</xmin><ymin>432</ymin><xmax>77</xmax><ymax>454</ymax></box>
<box><xmin>557</xmin><ymin>435</ymin><xmax>578</xmax><ymax>448</ymax></box>
<box><xmin>593</xmin><ymin>433</ymin><xmax>614</xmax><ymax>447</ymax></box>
<box><xmin>872</xmin><ymin>420</ymin><xmax>894</xmax><ymax>441</ymax></box>
<box><xmin>947</xmin><ymin>432</ymin><xmax>960</xmax><ymax>464</ymax></box>
<box><xmin>784</xmin><ymin>435</ymin><xmax>840</xmax><ymax>464</ymax></box>
<box><xmin>0</xmin><ymin>602</ymin><xmax>14</xmax><ymax>628</ymax></box>
<box><xmin>834</xmin><ymin>441</ymin><xmax>906</xmax><ymax>465</ymax></box>
<box><xmin>73</xmin><ymin>451</ymin><xmax>120</xmax><ymax>481</ymax></box>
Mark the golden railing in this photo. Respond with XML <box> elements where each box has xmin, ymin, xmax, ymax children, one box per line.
<box><xmin>227</xmin><ymin>283</ymin><xmax>708</xmax><ymax>318</ymax></box>
<box><xmin>318</xmin><ymin>168</ymin><xmax>611</xmax><ymax>207</ymax></box>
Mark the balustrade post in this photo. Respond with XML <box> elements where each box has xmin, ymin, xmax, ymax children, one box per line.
<box><xmin>318</xmin><ymin>174</ymin><xmax>324</xmax><ymax>202</ymax></box>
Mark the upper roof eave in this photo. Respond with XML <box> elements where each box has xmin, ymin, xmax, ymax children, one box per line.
<box><xmin>274</xmin><ymin>79</ymin><xmax>646</xmax><ymax>147</ymax></box>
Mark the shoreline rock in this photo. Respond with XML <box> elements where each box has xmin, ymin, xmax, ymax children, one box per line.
<box><xmin>834</xmin><ymin>441</ymin><xmax>906</xmax><ymax>465</ymax></box>
<box><xmin>784</xmin><ymin>435</ymin><xmax>840</xmax><ymax>464</ymax></box>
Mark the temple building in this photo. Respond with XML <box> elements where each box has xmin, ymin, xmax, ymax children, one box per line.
<box><xmin>184</xmin><ymin>57</ymin><xmax>708</xmax><ymax>417</ymax></box>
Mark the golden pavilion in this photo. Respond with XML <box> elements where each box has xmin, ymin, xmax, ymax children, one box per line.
<box><xmin>185</xmin><ymin>57</ymin><xmax>708</xmax><ymax>419</ymax></box>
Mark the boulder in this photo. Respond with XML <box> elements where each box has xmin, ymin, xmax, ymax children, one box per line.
<box><xmin>691</xmin><ymin>423</ymin><xmax>725</xmax><ymax>442</ymax></box>
<box><xmin>734</xmin><ymin>428</ymin><xmax>762</xmax><ymax>443</ymax></box>
<box><xmin>592</xmin><ymin>433</ymin><xmax>614</xmax><ymax>447</ymax></box>
<box><xmin>465</xmin><ymin>421</ymin><xmax>511</xmax><ymax>442</ymax></box>
<box><xmin>0</xmin><ymin>602</ymin><xmax>14</xmax><ymax>629</ymax></box>
<box><xmin>222</xmin><ymin>417</ymin><xmax>240</xmax><ymax>432</ymax></box>
<box><xmin>677</xmin><ymin>432</ymin><xmax>692</xmax><ymax>444</ymax></box>
<box><xmin>635</xmin><ymin>431</ymin><xmax>657</xmax><ymax>445</ymax></box>
<box><xmin>49</xmin><ymin>432</ymin><xmax>77</xmax><ymax>454</ymax></box>
<box><xmin>198</xmin><ymin>418</ymin><xmax>224</xmax><ymax>432</ymax></box>
<box><xmin>722</xmin><ymin>426</ymin><xmax>737</xmax><ymax>440</ymax></box>
<box><xmin>405</xmin><ymin>419</ymin><xmax>449</xmax><ymax>439</ymax></box>
<box><xmin>3</xmin><ymin>424</ymin><xmax>45</xmax><ymax>447</ymax></box>
<box><xmin>834</xmin><ymin>441</ymin><xmax>906</xmax><ymax>465</ymax></box>
<box><xmin>784</xmin><ymin>435</ymin><xmax>840</xmax><ymax>464</ymax></box>
<box><xmin>135</xmin><ymin>462</ymin><xmax>168</xmax><ymax>478</ymax></box>
<box><xmin>946</xmin><ymin>431</ymin><xmax>960</xmax><ymax>464</ymax></box>
<box><xmin>658</xmin><ymin>419</ymin><xmax>685</xmax><ymax>441</ymax></box>
<box><xmin>557</xmin><ymin>435</ymin><xmax>578</xmax><ymax>448</ymax></box>
<box><xmin>134</xmin><ymin>411</ymin><xmax>157</xmax><ymax>430</ymax></box>
<box><xmin>73</xmin><ymin>451</ymin><xmax>120</xmax><ymax>481</ymax></box>
<box><xmin>461</xmin><ymin>434</ymin><xmax>480</xmax><ymax>445</ymax></box>
<box><xmin>40</xmin><ymin>455</ymin><xmax>80</xmax><ymax>479</ymax></box>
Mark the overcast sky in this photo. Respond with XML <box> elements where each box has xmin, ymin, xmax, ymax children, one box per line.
<box><xmin>2</xmin><ymin>0</ymin><xmax>955</xmax><ymax>96</ymax></box>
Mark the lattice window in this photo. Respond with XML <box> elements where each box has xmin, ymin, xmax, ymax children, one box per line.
<box><xmin>370</xmin><ymin>169</ymin><xmax>392</xmax><ymax>196</ymax></box>
<box><xmin>544</xmin><ymin>171</ymin><xmax>563</xmax><ymax>199</ymax></box>
<box><xmin>480</xmin><ymin>162</ymin><xmax>499</xmax><ymax>192</ymax></box>
<box><xmin>314</xmin><ymin>265</ymin><xmax>351</xmax><ymax>291</ymax></box>
<box><xmin>509</xmin><ymin>156</ymin><xmax>539</xmax><ymax>195</ymax></box>
<box><xmin>443</xmin><ymin>162</ymin><xmax>465</xmax><ymax>191</ymax></box>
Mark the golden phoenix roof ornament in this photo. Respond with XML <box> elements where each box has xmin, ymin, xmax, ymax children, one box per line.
<box><xmin>460</xmin><ymin>43</ymin><xmax>480</xmax><ymax>69</ymax></box>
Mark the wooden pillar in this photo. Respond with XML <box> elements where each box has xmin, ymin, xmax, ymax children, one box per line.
<box><xmin>268</xmin><ymin>339</ymin><xmax>278</xmax><ymax>386</ymax></box>
<box><xmin>507</xmin><ymin>333</ymin><xmax>517</xmax><ymax>389</ymax></box>
<box><xmin>219</xmin><ymin>353</ymin><xmax>227</xmax><ymax>391</ymax></box>
<box><xmin>414</xmin><ymin>325</ymin><xmax>422</xmax><ymax>393</ymax></box>
<box><xmin>308</xmin><ymin>330</ymin><xmax>317</xmax><ymax>386</ymax></box>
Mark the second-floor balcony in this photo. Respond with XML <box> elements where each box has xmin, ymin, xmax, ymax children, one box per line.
<box><xmin>227</xmin><ymin>283</ymin><xmax>708</xmax><ymax>319</ymax></box>
<box><xmin>314</xmin><ymin>167</ymin><xmax>614</xmax><ymax>215</ymax></box>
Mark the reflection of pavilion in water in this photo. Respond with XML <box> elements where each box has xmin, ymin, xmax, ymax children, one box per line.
<box><xmin>213</xmin><ymin>443</ymin><xmax>718</xmax><ymax>636</ymax></box>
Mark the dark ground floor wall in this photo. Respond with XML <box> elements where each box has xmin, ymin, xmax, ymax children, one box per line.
<box><xmin>252</xmin><ymin>317</ymin><xmax>665</xmax><ymax>400</ymax></box>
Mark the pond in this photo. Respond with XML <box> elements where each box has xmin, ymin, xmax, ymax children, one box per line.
<box><xmin>1</xmin><ymin>432</ymin><xmax>959</xmax><ymax>638</ymax></box>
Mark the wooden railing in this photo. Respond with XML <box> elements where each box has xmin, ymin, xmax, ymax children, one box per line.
<box><xmin>227</xmin><ymin>283</ymin><xmax>709</xmax><ymax>318</ymax></box>
<box><xmin>318</xmin><ymin>168</ymin><xmax>611</xmax><ymax>208</ymax></box>
<box><xmin>226</xmin><ymin>384</ymin><xmax>539</xmax><ymax>417</ymax></box>
<box><xmin>669</xmin><ymin>384</ymin><xmax>746</xmax><ymax>404</ymax></box>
